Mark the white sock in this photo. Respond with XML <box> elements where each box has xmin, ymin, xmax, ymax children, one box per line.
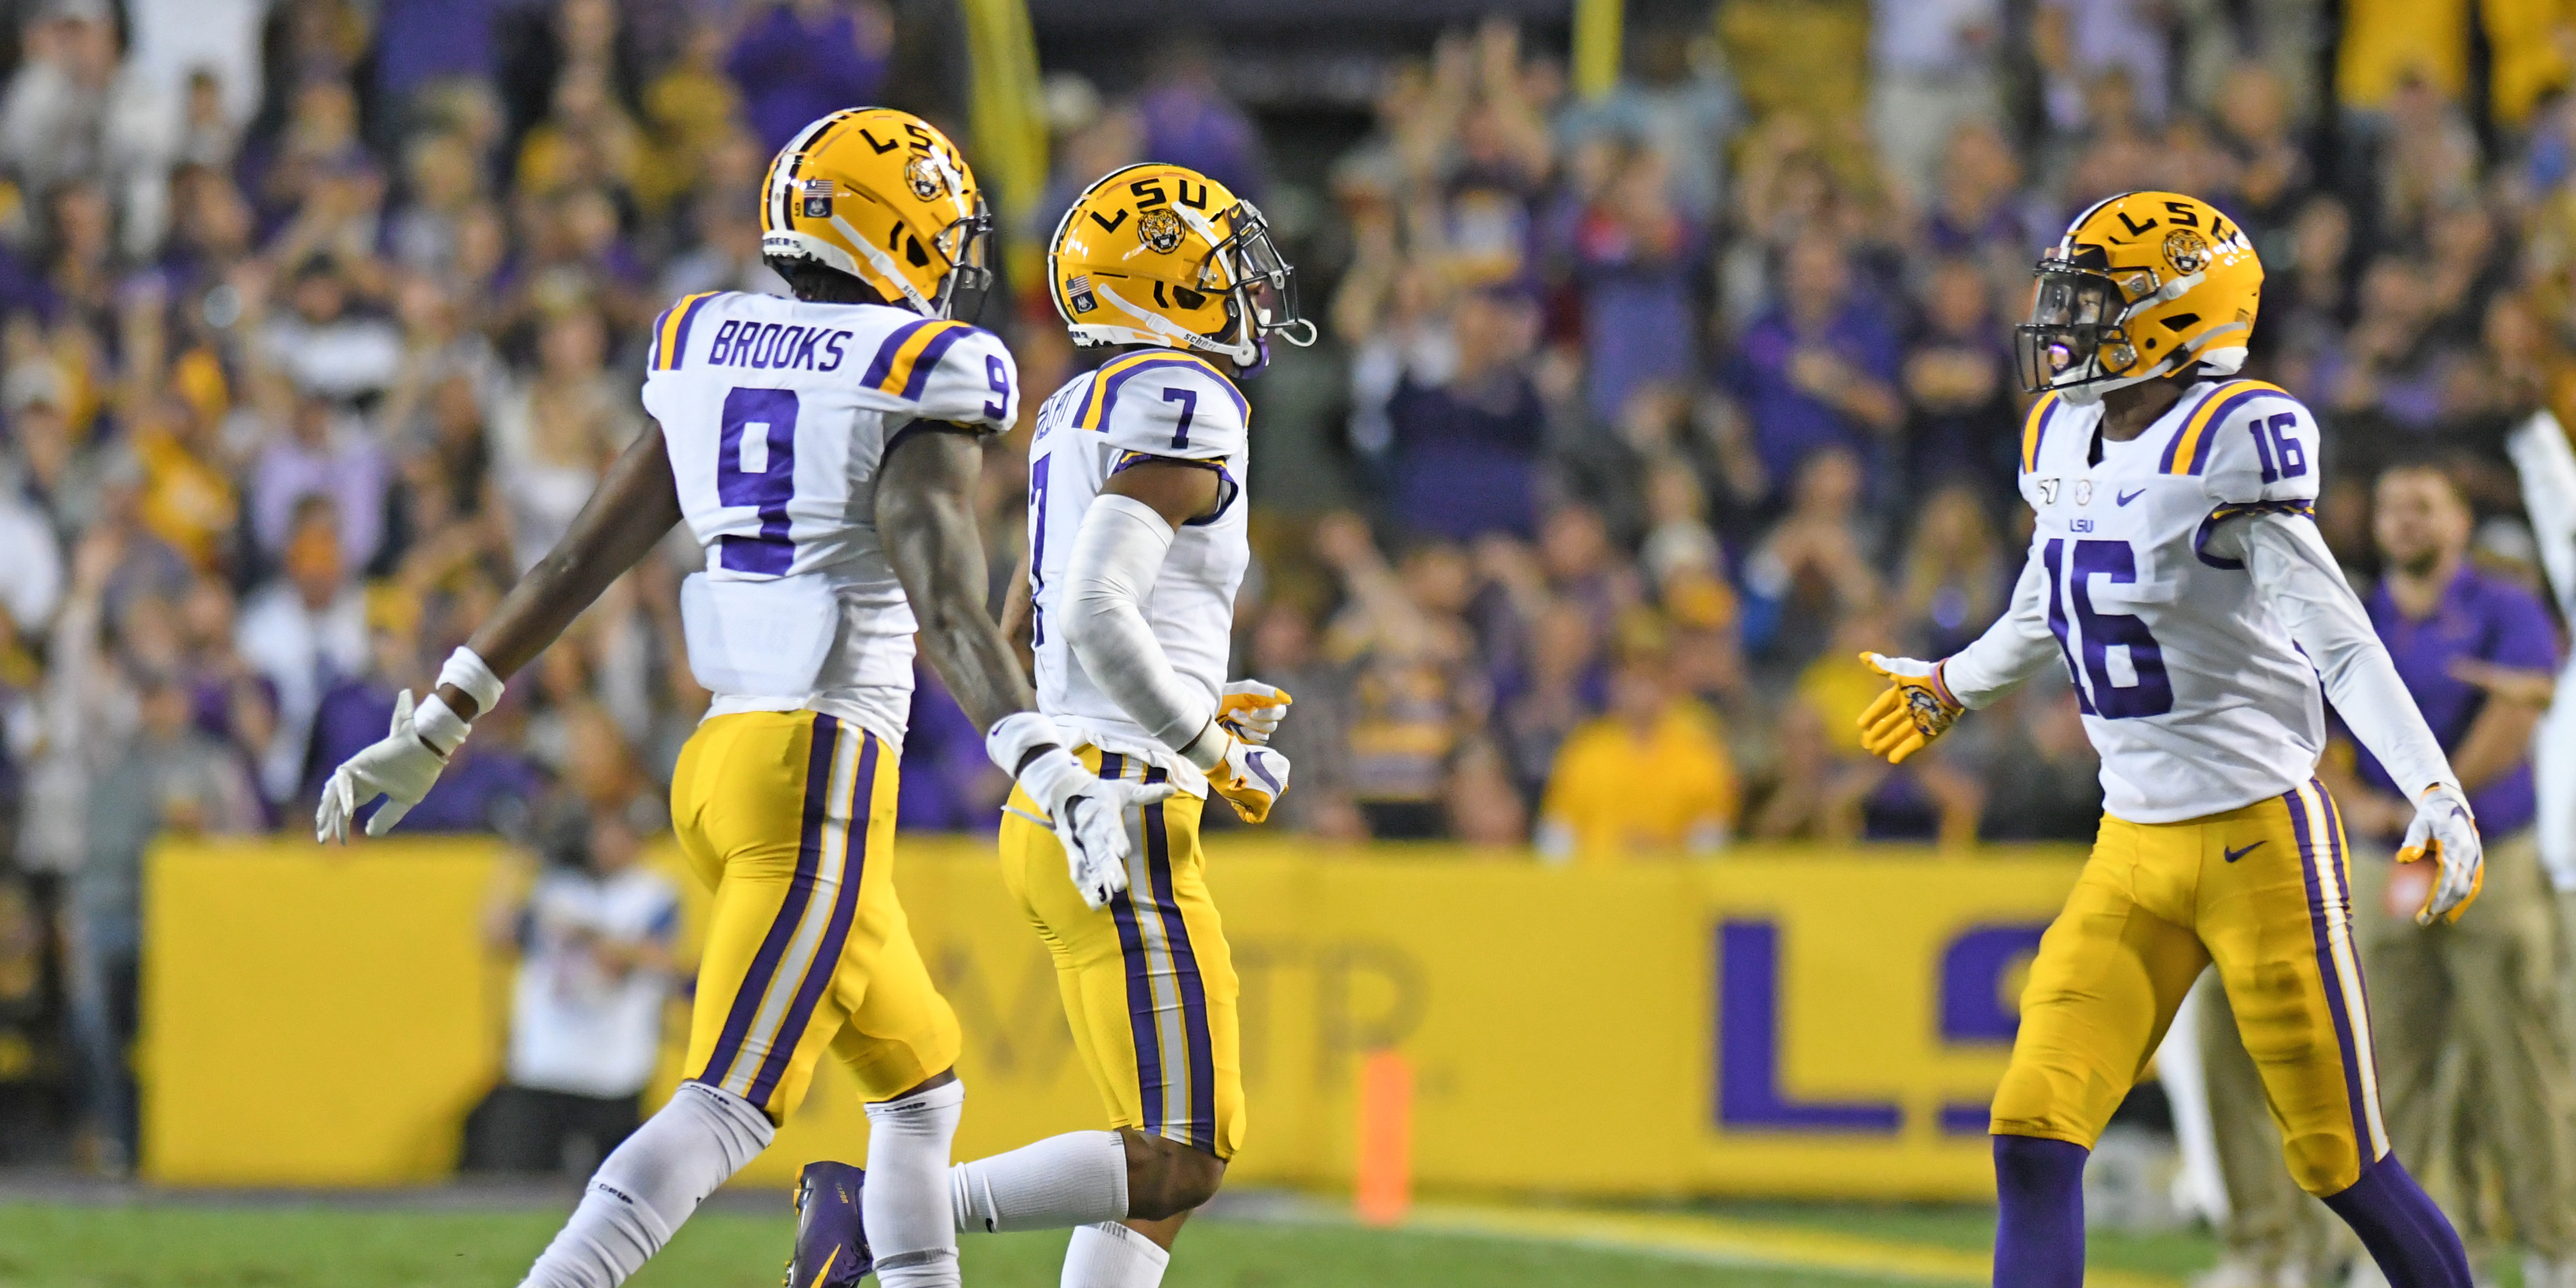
<box><xmin>1061</xmin><ymin>1221</ymin><xmax>1170</xmax><ymax>1288</ymax></box>
<box><xmin>517</xmin><ymin>1082</ymin><xmax>775</xmax><ymax>1288</ymax></box>
<box><xmin>864</xmin><ymin>1080</ymin><xmax>965</xmax><ymax>1288</ymax></box>
<box><xmin>950</xmin><ymin>1130</ymin><xmax>1130</xmax><ymax>1234</ymax></box>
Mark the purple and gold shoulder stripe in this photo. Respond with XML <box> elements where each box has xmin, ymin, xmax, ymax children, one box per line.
<box><xmin>648</xmin><ymin>291</ymin><xmax>726</xmax><ymax>372</ymax></box>
<box><xmin>860</xmin><ymin>319</ymin><xmax>976</xmax><ymax>401</ymax></box>
<box><xmin>2161</xmin><ymin>379</ymin><xmax>2288</xmax><ymax>476</ymax></box>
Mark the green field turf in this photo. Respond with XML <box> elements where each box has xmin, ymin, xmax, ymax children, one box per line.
<box><xmin>0</xmin><ymin>1197</ymin><xmax>2230</xmax><ymax>1288</ymax></box>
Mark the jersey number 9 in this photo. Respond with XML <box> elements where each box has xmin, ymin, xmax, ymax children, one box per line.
<box><xmin>719</xmin><ymin>386</ymin><xmax>799</xmax><ymax>574</ymax></box>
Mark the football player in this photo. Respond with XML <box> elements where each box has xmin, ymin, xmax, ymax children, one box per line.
<box><xmin>314</xmin><ymin>109</ymin><xmax>1168</xmax><ymax>1288</ymax></box>
<box><xmin>1858</xmin><ymin>191</ymin><xmax>2483</xmax><ymax>1288</ymax></box>
<box><xmin>786</xmin><ymin>163</ymin><xmax>1308</xmax><ymax>1288</ymax></box>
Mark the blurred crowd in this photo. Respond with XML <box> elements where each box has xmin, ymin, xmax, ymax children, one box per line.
<box><xmin>1</xmin><ymin>0</ymin><xmax>2574</xmax><ymax>1165</ymax></box>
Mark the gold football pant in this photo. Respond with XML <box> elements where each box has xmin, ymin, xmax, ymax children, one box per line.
<box><xmin>2349</xmin><ymin>826</ymin><xmax>2576</xmax><ymax>1257</ymax></box>
<box><xmin>999</xmin><ymin>750</ymin><xmax>1245</xmax><ymax>1159</ymax></box>
<box><xmin>1994</xmin><ymin>778</ymin><xmax>2389</xmax><ymax>1195</ymax></box>
<box><xmin>668</xmin><ymin>711</ymin><xmax>960</xmax><ymax>1121</ymax></box>
<box><xmin>2200</xmin><ymin>980</ymin><xmax>2342</xmax><ymax>1279</ymax></box>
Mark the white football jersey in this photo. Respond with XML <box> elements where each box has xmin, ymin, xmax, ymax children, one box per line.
<box><xmin>641</xmin><ymin>290</ymin><xmax>1020</xmax><ymax>749</ymax></box>
<box><xmin>2014</xmin><ymin>378</ymin><xmax>2326</xmax><ymax>823</ymax></box>
<box><xmin>1027</xmin><ymin>349</ymin><xmax>1252</xmax><ymax>795</ymax></box>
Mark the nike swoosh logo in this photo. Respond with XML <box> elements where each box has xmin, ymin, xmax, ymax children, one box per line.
<box><xmin>815</xmin><ymin>1246</ymin><xmax>840</xmax><ymax>1285</ymax></box>
<box><xmin>1245</xmin><ymin>752</ymin><xmax>1282</xmax><ymax>793</ymax></box>
<box><xmin>2116</xmin><ymin>488</ymin><xmax>2147</xmax><ymax>506</ymax></box>
<box><xmin>2223</xmin><ymin>841</ymin><xmax>2265</xmax><ymax>863</ymax></box>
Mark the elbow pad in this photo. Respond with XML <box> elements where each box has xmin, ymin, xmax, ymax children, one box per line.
<box><xmin>1062</xmin><ymin>494</ymin><xmax>1214</xmax><ymax>750</ymax></box>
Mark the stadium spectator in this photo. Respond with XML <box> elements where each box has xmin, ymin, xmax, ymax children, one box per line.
<box><xmin>1740</xmin><ymin>446</ymin><xmax>1882</xmax><ymax>672</ymax></box>
<box><xmin>1536</xmin><ymin>625</ymin><xmax>1737</xmax><ymax>863</ymax></box>
<box><xmin>1552</xmin><ymin>137</ymin><xmax>1700</xmax><ymax>426</ymax></box>
<box><xmin>1560</xmin><ymin>13</ymin><xmax>1738</xmax><ymax>223</ymax></box>
<box><xmin>1865</xmin><ymin>0</ymin><xmax>2000</xmax><ymax>199</ymax></box>
<box><xmin>1134</xmin><ymin>31</ymin><xmax>1267</xmax><ymax>203</ymax></box>
<box><xmin>1381</xmin><ymin>284</ymin><xmax>1548</xmax><ymax>541</ymax></box>
<box><xmin>1720</xmin><ymin>231</ymin><xmax>1903</xmax><ymax>503</ymax></box>
<box><xmin>1965</xmin><ymin>677</ymin><xmax>2103</xmax><ymax>844</ymax></box>
<box><xmin>465</xmin><ymin>799</ymin><xmax>680</xmax><ymax>1176</ymax></box>
<box><xmin>67</xmin><ymin>652</ymin><xmax>259</xmax><ymax>1174</ymax></box>
<box><xmin>488</xmin><ymin>304</ymin><xmax>634</xmax><ymax>572</ymax></box>
<box><xmin>235</xmin><ymin>496</ymin><xmax>368</xmax><ymax>803</ymax></box>
<box><xmin>0</xmin><ymin>0</ymin><xmax>177</xmax><ymax>258</ymax></box>
<box><xmin>724</xmin><ymin>0</ymin><xmax>894</xmax><ymax>152</ymax></box>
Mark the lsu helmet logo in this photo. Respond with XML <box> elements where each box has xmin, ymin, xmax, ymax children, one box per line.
<box><xmin>903</xmin><ymin>154</ymin><xmax>946</xmax><ymax>201</ymax></box>
<box><xmin>2163</xmin><ymin>228</ymin><xmax>2209</xmax><ymax>276</ymax></box>
<box><xmin>1137</xmin><ymin>208</ymin><xmax>1184</xmax><ymax>254</ymax></box>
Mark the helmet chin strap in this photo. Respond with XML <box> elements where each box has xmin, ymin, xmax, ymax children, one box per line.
<box><xmin>832</xmin><ymin>213</ymin><xmax>941</xmax><ymax>316</ymax></box>
<box><xmin>1092</xmin><ymin>282</ymin><xmax>1257</xmax><ymax>368</ymax></box>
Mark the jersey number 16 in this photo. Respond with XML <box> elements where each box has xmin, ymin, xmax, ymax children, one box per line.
<box><xmin>2044</xmin><ymin>537</ymin><xmax>2175</xmax><ymax>719</ymax></box>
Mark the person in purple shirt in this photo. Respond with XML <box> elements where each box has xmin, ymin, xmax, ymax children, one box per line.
<box><xmin>1718</xmin><ymin>231</ymin><xmax>1905</xmax><ymax>506</ymax></box>
<box><xmin>1385</xmin><ymin>285</ymin><xmax>1547</xmax><ymax>541</ymax></box>
<box><xmin>724</xmin><ymin>0</ymin><xmax>893</xmax><ymax>152</ymax></box>
<box><xmin>2330</xmin><ymin>462</ymin><xmax>2576</xmax><ymax>1281</ymax></box>
<box><xmin>1133</xmin><ymin>33</ymin><xmax>1263</xmax><ymax>203</ymax></box>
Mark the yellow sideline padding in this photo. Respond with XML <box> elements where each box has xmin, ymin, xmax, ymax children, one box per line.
<box><xmin>140</xmin><ymin>837</ymin><xmax>2087</xmax><ymax>1198</ymax></box>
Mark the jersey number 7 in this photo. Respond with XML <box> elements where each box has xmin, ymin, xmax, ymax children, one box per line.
<box><xmin>2044</xmin><ymin>537</ymin><xmax>2175</xmax><ymax>719</ymax></box>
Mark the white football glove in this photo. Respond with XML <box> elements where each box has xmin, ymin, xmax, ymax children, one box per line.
<box><xmin>315</xmin><ymin>689</ymin><xmax>462</xmax><ymax>842</ymax></box>
<box><xmin>1215</xmin><ymin>679</ymin><xmax>1293</xmax><ymax>745</ymax></box>
<box><xmin>1015</xmin><ymin>747</ymin><xmax>1176</xmax><ymax>909</ymax></box>
<box><xmin>2397</xmin><ymin>782</ymin><xmax>2484</xmax><ymax>925</ymax></box>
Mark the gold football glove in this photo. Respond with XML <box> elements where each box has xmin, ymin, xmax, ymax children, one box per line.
<box><xmin>1857</xmin><ymin>652</ymin><xmax>1964</xmax><ymax>765</ymax></box>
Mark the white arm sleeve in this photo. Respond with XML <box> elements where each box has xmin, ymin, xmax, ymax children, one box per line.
<box><xmin>2507</xmin><ymin>411</ymin><xmax>2576</xmax><ymax>618</ymax></box>
<box><xmin>1061</xmin><ymin>493</ymin><xmax>1217</xmax><ymax>753</ymax></box>
<box><xmin>2218</xmin><ymin>510</ymin><xmax>2461</xmax><ymax>798</ymax></box>
<box><xmin>1941</xmin><ymin>551</ymin><xmax>2063</xmax><ymax>709</ymax></box>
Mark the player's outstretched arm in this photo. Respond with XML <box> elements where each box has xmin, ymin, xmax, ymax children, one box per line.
<box><xmin>2225</xmin><ymin>510</ymin><xmax>2483</xmax><ymax>923</ymax></box>
<box><xmin>877</xmin><ymin>422</ymin><xmax>1170</xmax><ymax>906</ymax></box>
<box><xmin>1060</xmin><ymin>458</ymin><xmax>1292</xmax><ymax>822</ymax></box>
<box><xmin>1857</xmin><ymin>551</ymin><xmax>2059</xmax><ymax>764</ymax></box>
<box><xmin>318</xmin><ymin>425</ymin><xmax>684</xmax><ymax>842</ymax></box>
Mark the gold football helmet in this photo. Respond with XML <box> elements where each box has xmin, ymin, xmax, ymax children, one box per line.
<box><xmin>759</xmin><ymin>107</ymin><xmax>992</xmax><ymax>318</ymax></box>
<box><xmin>2017</xmin><ymin>190</ymin><xmax>2262</xmax><ymax>401</ymax></box>
<box><xmin>1048</xmin><ymin>162</ymin><xmax>1315</xmax><ymax>372</ymax></box>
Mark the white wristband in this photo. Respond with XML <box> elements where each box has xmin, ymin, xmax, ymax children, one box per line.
<box><xmin>1178</xmin><ymin>720</ymin><xmax>1229</xmax><ymax>771</ymax></box>
<box><xmin>986</xmin><ymin>710</ymin><xmax>1067</xmax><ymax>777</ymax></box>
<box><xmin>438</xmin><ymin>646</ymin><xmax>505</xmax><ymax>715</ymax></box>
<box><xmin>413</xmin><ymin>691</ymin><xmax>471</xmax><ymax>758</ymax></box>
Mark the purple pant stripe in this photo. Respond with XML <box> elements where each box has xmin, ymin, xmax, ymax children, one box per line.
<box><xmin>2285</xmin><ymin>781</ymin><xmax>2374</xmax><ymax>1169</ymax></box>
<box><xmin>2315</xmin><ymin>781</ymin><xmax>2384</xmax><ymax>1161</ymax></box>
<box><xmin>744</xmin><ymin>731</ymin><xmax>880</xmax><ymax>1108</ymax></box>
<box><xmin>1099</xmin><ymin>753</ymin><xmax>1166</xmax><ymax>1136</ymax></box>
<box><xmin>692</xmin><ymin>714</ymin><xmax>840</xmax><ymax>1097</ymax></box>
<box><xmin>1139</xmin><ymin>767</ymin><xmax>1216</xmax><ymax>1152</ymax></box>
